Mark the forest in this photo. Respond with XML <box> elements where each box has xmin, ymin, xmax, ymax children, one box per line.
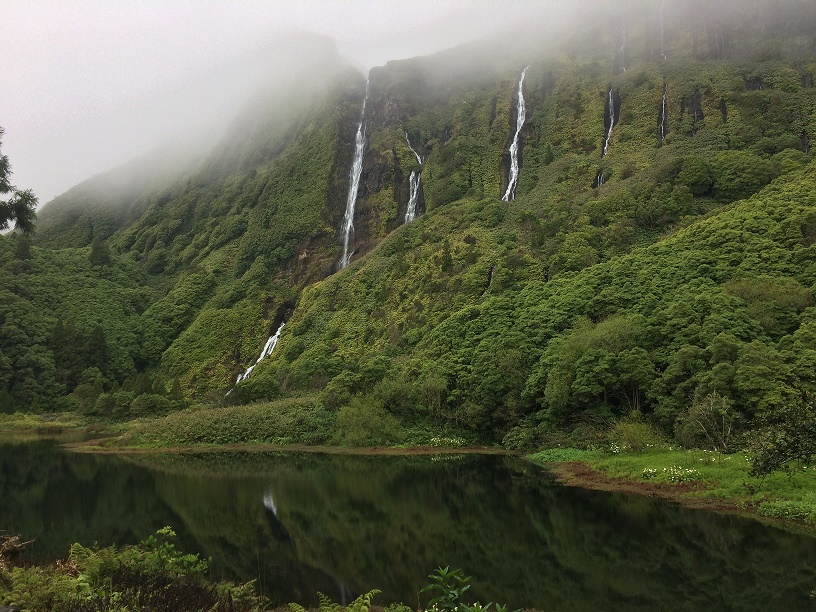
<box><xmin>1</xmin><ymin>0</ymin><xmax>816</xmax><ymax>462</ymax></box>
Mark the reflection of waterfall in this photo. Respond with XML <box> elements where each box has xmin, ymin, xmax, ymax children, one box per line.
<box><xmin>602</xmin><ymin>88</ymin><xmax>616</xmax><ymax>157</ymax></box>
<box><xmin>340</xmin><ymin>80</ymin><xmax>369</xmax><ymax>269</ymax></box>
<box><xmin>659</xmin><ymin>81</ymin><xmax>668</xmax><ymax>146</ymax></box>
<box><xmin>502</xmin><ymin>66</ymin><xmax>530</xmax><ymax>202</ymax></box>
<box><xmin>263</xmin><ymin>487</ymin><xmax>279</xmax><ymax>517</ymax></box>
<box><xmin>235</xmin><ymin>322</ymin><xmax>285</xmax><ymax>385</ymax></box>
<box><xmin>336</xmin><ymin>580</ymin><xmax>352</xmax><ymax>606</ymax></box>
<box><xmin>405</xmin><ymin>171</ymin><xmax>421</xmax><ymax>223</ymax></box>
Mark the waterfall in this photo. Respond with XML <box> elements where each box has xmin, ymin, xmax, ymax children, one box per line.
<box><xmin>502</xmin><ymin>66</ymin><xmax>530</xmax><ymax>202</ymax></box>
<box><xmin>660</xmin><ymin>1</ymin><xmax>667</xmax><ymax>60</ymax></box>
<box><xmin>596</xmin><ymin>170</ymin><xmax>605</xmax><ymax>187</ymax></box>
<box><xmin>405</xmin><ymin>171</ymin><xmax>421</xmax><ymax>223</ymax></box>
<box><xmin>602</xmin><ymin>88</ymin><xmax>616</xmax><ymax>157</ymax></box>
<box><xmin>404</xmin><ymin>132</ymin><xmax>423</xmax><ymax>223</ymax></box>
<box><xmin>405</xmin><ymin>131</ymin><xmax>422</xmax><ymax>164</ymax></box>
<box><xmin>659</xmin><ymin>81</ymin><xmax>668</xmax><ymax>146</ymax></box>
<box><xmin>619</xmin><ymin>18</ymin><xmax>628</xmax><ymax>72</ymax></box>
<box><xmin>340</xmin><ymin>80</ymin><xmax>369</xmax><ymax>269</ymax></box>
<box><xmin>235</xmin><ymin>321</ymin><xmax>285</xmax><ymax>385</ymax></box>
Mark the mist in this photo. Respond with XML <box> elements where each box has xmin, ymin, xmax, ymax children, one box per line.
<box><xmin>5</xmin><ymin>0</ymin><xmax>811</xmax><ymax>210</ymax></box>
<box><xmin>1</xmin><ymin>0</ymin><xmax>563</xmax><ymax>208</ymax></box>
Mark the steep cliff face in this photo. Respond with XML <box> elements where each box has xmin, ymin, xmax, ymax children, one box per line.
<box><xmin>232</xmin><ymin>0</ymin><xmax>816</xmax><ymax>439</ymax></box>
<box><xmin>4</xmin><ymin>0</ymin><xmax>816</xmax><ymax>431</ymax></box>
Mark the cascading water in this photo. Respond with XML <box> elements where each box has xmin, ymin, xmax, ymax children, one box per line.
<box><xmin>234</xmin><ymin>321</ymin><xmax>285</xmax><ymax>385</ymax></box>
<box><xmin>602</xmin><ymin>88</ymin><xmax>616</xmax><ymax>157</ymax></box>
<box><xmin>660</xmin><ymin>1</ymin><xmax>667</xmax><ymax>60</ymax></box>
<box><xmin>404</xmin><ymin>132</ymin><xmax>423</xmax><ymax>223</ymax></box>
<box><xmin>405</xmin><ymin>171</ymin><xmax>421</xmax><ymax>223</ymax></box>
<box><xmin>502</xmin><ymin>66</ymin><xmax>530</xmax><ymax>202</ymax></box>
<box><xmin>659</xmin><ymin>81</ymin><xmax>668</xmax><ymax>146</ymax></box>
<box><xmin>596</xmin><ymin>170</ymin><xmax>605</xmax><ymax>187</ymax></box>
<box><xmin>405</xmin><ymin>131</ymin><xmax>422</xmax><ymax>165</ymax></box>
<box><xmin>340</xmin><ymin>80</ymin><xmax>369</xmax><ymax>269</ymax></box>
<box><xmin>619</xmin><ymin>18</ymin><xmax>628</xmax><ymax>72</ymax></box>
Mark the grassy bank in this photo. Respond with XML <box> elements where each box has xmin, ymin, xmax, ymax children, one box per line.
<box><xmin>93</xmin><ymin>395</ymin><xmax>479</xmax><ymax>451</ymax></box>
<box><xmin>0</xmin><ymin>412</ymin><xmax>88</xmax><ymax>434</ymax></box>
<box><xmin>529</xmin><ymin>446</ymin><xmax>816</xmax><ymax>527</ymax></box>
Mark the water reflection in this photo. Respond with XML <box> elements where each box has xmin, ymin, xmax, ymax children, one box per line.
<box><xmin>1</xmin><ymin>441</ymin><xmax>816</xmax><ymax>610</ymax></box>
<box><xmin>263</xmin><ymin>487</ymin><xmax>279</xmax><ymax>517</ymax></box>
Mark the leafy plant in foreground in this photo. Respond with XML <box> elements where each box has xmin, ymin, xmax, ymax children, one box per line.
<box><xmin>289</xmin><ymin>588</ymin><xmax>381</xmax><ymax>612</ymax></box>
<box><xmin>421</xmin><ymin>567</ymin><xmax>518</xmax><ymax>612</ymax></box>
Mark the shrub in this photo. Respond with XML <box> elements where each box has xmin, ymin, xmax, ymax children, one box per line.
<box><xmin>608</xmin><ymin>413</ymin><xmax>665</xmax><ymax>452</ymax></box>
<box><xmin>675</xmin><ymin>392</ymin><xmax>742</xmax><ymax>451</ymax></box>
<box><xmin>120</xmin><ymin>397</ymin><xmax>336</xmax><ymax>447</ymax></box>
<box><xmin>0</xmin><ymin>528</ymin><xmax>264</xmax><ymax>611</ymax></box>
<box><xmin>332</xmin><ymin>395</ymin><xmax>403</xmax><ymax>447</ymax></box>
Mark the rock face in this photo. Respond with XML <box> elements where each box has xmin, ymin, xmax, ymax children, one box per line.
<box><xmin>681</xmin><ymin>91</ymin><xmax>705</xmax><ymax>134</ymax></box>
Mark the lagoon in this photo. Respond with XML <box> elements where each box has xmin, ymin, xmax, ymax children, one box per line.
<box><xmin>2</xmin><ymin>439</ymin><xmax>815</xmax><ymax>610</ymax></box>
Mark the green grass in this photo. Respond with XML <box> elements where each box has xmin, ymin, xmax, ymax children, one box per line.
<box><xmin>533</xmin><ymin>446</ymin><xmax>816</xmax><ymax>526</ymax></box>
<box><xmin>528</xmin><ymin>447</ymin><xmax>604</xmax><ymax>463</ymax></box>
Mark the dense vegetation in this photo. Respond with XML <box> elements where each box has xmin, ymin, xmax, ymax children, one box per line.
<box><xmin>3</xmin><ymin>1</ymin><xmax>816</xmax><ymax>462</ymax></box>
<box><xmin>0</xmin><ymin>527</ymin><xmax>265</xmax><ymax>610</ymax></box>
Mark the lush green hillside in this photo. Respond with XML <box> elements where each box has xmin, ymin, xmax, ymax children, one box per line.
<box><xmin>3</xmin><ymin>0</ymin><xmax>816</xmax><ymax>449</ymax></box>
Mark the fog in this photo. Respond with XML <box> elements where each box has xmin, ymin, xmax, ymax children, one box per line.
<box><xmin>4</xmin><ymin>0</ymin><xmax>810</xmax><ymax>209</ymax></box>
<box><xmin>1</xmin><ymin>0</ymin><xmax>561</xmax><ymax>208</ymax></box>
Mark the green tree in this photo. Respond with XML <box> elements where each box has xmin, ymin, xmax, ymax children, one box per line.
<box><xmin>89</xmin><ymin>236</ymin><xmax>111</xmax><ymax>267</ymax></box>
<box><xmin>749</xmin><ymin>395</ymin><xmax>816</xmax><ymax>477</ymax></box>
<box><xmin>0</xmin><ymin>127</ymin><xmax>37</xmax><ymax>233</ymax></box>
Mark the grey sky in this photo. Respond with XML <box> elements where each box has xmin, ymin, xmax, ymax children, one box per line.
<box><xmin>1</xmin><ymin>0</ymin><xmax>553</xmax><ymax>207</ymax></box>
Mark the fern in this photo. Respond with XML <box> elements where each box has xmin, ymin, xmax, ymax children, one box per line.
<box><xmin>294</xmin><ymin>588</ymin><xmax>382</xmax><ymax>612</ymax></box>
<box><xmin>349</xmin><ymin>589</ymin><xmax>382</xmax><ymax>612</ymax></box>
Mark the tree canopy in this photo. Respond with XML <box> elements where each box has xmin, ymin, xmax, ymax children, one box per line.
<box><xmin>0</xmin><ymin>127</ymin><xmax>37</xmax><ymax>234</ymax></box>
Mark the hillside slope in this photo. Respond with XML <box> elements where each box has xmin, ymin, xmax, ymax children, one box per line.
<box><xmin>3</xmin><ymin>0</ymin><xmax>816</xmax><ymax>446</ymax></box>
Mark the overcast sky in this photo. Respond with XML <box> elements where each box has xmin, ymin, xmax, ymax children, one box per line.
<box><xmin>1</xmin><ymin>0</ymin><xmax>554</xmax><ymax>207</ymax></box>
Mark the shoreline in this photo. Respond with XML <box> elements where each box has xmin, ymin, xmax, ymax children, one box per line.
<box><xmin>6</xmin><ymin>428</ymin><xmax>816</xmax><ymax>534</ymax></box>
<box><xmin>546</xmin><ymin>460</ymin><xmax>743</xmax><ymax>512</ymax></box>
<box><xmin>541</xmin><ymin>459</ymin><xmax>816</xmax><ymax>534</ymax></box>
<box><xmin>63</xmin><ymin>438</ymin><xmax>512</xmax><ymax>457</ymax></box>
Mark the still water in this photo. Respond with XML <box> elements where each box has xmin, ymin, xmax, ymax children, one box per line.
<box><xmin>2</xmin><ymin>439</ymin><xmax>816</xmax><ymax>610</ymax></box>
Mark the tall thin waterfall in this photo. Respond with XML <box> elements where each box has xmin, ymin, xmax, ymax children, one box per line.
<box><xmin>619</xmin><ymin>18</ymin><xmax>628</xmax><ymax>72</ymax></box>
<box><xmin>340</xmin><ymin>80</ymin><xmax>369</xmax><ymax>269</ymax></box>
<box><xmin>405</xmin><ymin>171</ymin><xmax>421</xmax><ymax>223</ymax></box>
<box><xmin>602</xmin><ymin>88</ymin><xmax>616</xmax><ymax>157</ymax></box>
<box><xmin>405</xmin><ymin>131</ymin><xmax>422</xmax><ymax>164</ymax></box>
<box><xmin>659</xmin><ymin>81</ymin><xmax>668</xmax><ymax>146</ymax></box>
<box><xmin>502</xmin><ymin>66</ymin><xmax>530</xmax><ymax>202</ymax></box>
<box><xmin>235</xmin><ymin>321</ymin><xmax>285</xmax><ymax>385</ymax></box>
<box><xmin>660</xmin><ymin>1</ymin><xmax>667</xmax><ymax>60</ymax></box>
<box><xmin>404</xmin><ymin>132</ymin><xmax>423</xmax><ymax>223</ymax></box>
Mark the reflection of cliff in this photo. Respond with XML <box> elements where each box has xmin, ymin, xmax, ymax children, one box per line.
<box><xmin>265</xmin><ymin>455</ymin><xmax>816</xmax><ymax>611</ymax></box>
<box><xmin>5</xmin><ymin>444</ymin><xmax>816</xmax><ymax>610</ymax></box>
<box><xmin>0</xmin><ymin>439</ymin><xmax>184</xmax><ymax>560</ymax></box>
